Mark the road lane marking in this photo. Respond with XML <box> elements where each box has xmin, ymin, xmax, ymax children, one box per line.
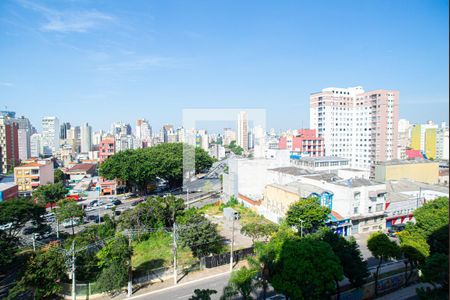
<box><xmin>128</xmin><ymin>271</ymin><xmax>231</xmax><ymax>299</ymax></box>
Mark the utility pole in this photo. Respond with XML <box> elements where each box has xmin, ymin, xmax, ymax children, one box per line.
<box><xmin>32</xmin><ymin>233</ymin><xmax>36</xmax><ymax>252</ymax></box>
<box><xmin>71</xmin><ymin>240</ymin><xmax>76</xmax><ymax>300</ymax></box>
<box><xmin>173</xmin><ymin>223</ymin><xmax>178</xmax><ymax>284</ymax></box>
<box><xmin>300</xmin><ymin>219</ymin><xmax>304</xmax><ymax>238</ymax></box>
<box><xmin>127</xmin><ymin>232</ymin><xmax>132</xmax><ymax>297</ymax></box>
<box><xmin>229</xmin><ymin>213</ymin><xmax>235</xmax><ymax>272</ymax></box>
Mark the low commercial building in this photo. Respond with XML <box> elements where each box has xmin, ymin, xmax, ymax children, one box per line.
<box><xmin>13</xmin><ymin>160</ymin><xmax>54</xmax><ymax>196</ymax></box>
<box><xmin>385</xmin><ymin>179</ymin><xmax>449</xmax><ymax>228</ymax></box>
<box><xmin>0</xmin><ymin>182</ymin><xmax>18</xmax><ymax>201</ymax></box>
<box><xmin>374</xmin><ymin>159</ymin><xmax>439</xmax><ymax>185</ymax></box>
<box><xmin>291</xmin><ymin>156</ymin><xmax>351</xmax><ymax>172</ymax></box>
<box><xmin>65</xmin><ymin>163</ymin><xmax>97</xmax><ymax>181</ymax></box>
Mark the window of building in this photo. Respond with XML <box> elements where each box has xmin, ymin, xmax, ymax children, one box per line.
<box><xmin>376</xmin><ymin>203</ymin><xmax>383</xmax><ymax>212</ymax></box>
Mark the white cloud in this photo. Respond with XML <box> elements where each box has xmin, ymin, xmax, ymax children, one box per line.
<box><xmin>17</xmin><ymin>0</ymin><xmax>114</xmax><ymax>33</ymax></box>
<box><xmin>96</xmin><ymin>56</ymin><xmax>181</xmax><ymax>72</ymax></box>
<box><xmin>0</xmin><ymin>82</ymin><xmax>14</xmax><ymax>87</ymax></box>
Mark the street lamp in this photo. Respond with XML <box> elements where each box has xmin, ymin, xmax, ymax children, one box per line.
<box><xmin>299</xmin><ymin>219</ymin><xmax>305</xmax><ymax>238</ymax></box>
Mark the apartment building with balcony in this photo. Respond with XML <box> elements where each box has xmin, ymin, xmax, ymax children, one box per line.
<box><xmin>14</xmin><ymin>159</ymin><xmax>54</xmax><ymax>196</ymax></box>
<box><xmin>278</xmin><ymin>129</ymin><xmax>325</xmax><ymax>157</ymax></box>
<box><xmin>99</xmin><ymin>137</ymin><xmax>115</xmax><ymax>162</ymax></box>
<box><xmin>310</xmin><ymin>86</ymin><xmax>399</xmax><ymax>177</ymax></box>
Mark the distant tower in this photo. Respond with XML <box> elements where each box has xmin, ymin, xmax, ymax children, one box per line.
<box><xmin>237</xmin><ymin>111</ymin><xmax>248</xmax><ymax>151</ymax></box>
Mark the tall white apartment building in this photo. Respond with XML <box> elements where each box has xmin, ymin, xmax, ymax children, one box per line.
<box><xmin>135</xmin><ymin>119</ymin><xmax>152</xmax><ymax>147</ymax></box>
<box><xmin>80</xmin><ymin>123</ymin><xmax>92</xmax><ymax>153</ymax></box>
<box><xmin>310</xmin><ymin>86</ymin><xmax>399</xmax><ymax>175</ymax></box>
<box><xmin>237</xmin><ymin>111</ymin><xmax>249</xmax><ymax>151</ymax></box>
<box><xmin>16</xmin><ymin>116</ymin><xmax>32</xmax><ymax>161</ymax></box>
<box><xmin>223</xmin><ymin>128</ymin><xmax>237</xmax><ymax>146</ymax></box>
<box><xmin>436</xmin><ymin>123</ymin><xmax>449</xmax><ymax>160</ymax></box>
<box><xmin>397</xmin><ymin>119</ymin><xmax>411</xmax><ymax>159</ymax></box>
<box><xmin>41</xmin><ymin>116</ymin><xmax>60</xmax><ymax>155</ymax></box>
<box><xmin>30</xmin><ymin>133</ymin><xmax>42</xmax><ymax>157</ymax></box>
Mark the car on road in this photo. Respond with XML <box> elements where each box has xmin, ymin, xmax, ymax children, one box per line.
<box><xmin>104</xmin><ymin>203</ymin><xmax>115</xmax><ymax>209</ymax></box>
<box><xmin>112</xmin><ymin>199</ymin><xmax>122</xmax><ymax>206</ymax></box>
<box><xmin>131</xmin><ymin>199</ymin><xmax>144</xmax><ymax>206</ymax></box>
<box><xmin>62</xmin><ymin>218</ymin><xmax>81</xmax><ymax>228</ymax></box>
<box><xmin>388</xmin><ymin>224</ymin><xmax>406</xmax><ymax>237</ymax></box>
<box><xmin>22</xmin><ymin>226</ymin><xmax>37</xmax><ymax>235</ymax></box>
<box><xmin>85</xmin><ymin>206</ymin><xmax>96</xmax><ymax>212</ymax></box>
<box><xmin>0</xmin><ymin>222</ymin><xmax>13</xmax><ymax>231</ymax></box>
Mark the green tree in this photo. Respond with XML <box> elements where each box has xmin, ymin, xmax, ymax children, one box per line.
<box><xmin>240</xmin><ymin>222</ymin><xmax>278</xmax><ymax>244</ymax></box>
<box><xmin>189</xmin><ymin>289</ymin><xmax>217</xmax><ymax>300</ymax></box>
<box><xmin>270</xmin><ymin>237</ymin><xmax>344</xmax><ymax>300</ymax></box>
<box><xmin>285</xmin><ymin>197</ymin><xmax>330</xmax><ymax>235</ymax></box>
<box><xmin>413</xmin><ymin>197</ymin><xmax>448</xmax><ymax>238</ymax></box>
<box><xmin>417</xmin><ymin>253</ymin><xmax>449</xmax><ymax>298</ymax></box>
<box><xmin>398</xmin><ymin>229</ymin><xmax>429</xmax><ymax>286</ymax></box>
<box><xmin>54</xmin><ymin>168</ymin><xmax>65</xmax><ymax>184</ymax></box>
<box><xmin>56</xmin><ymin>198</ymin><xmax>85</xmax><ymax>236</ymax></box>
<box><xmin>316</xmin><ymin>228</ymin><xmax>368</xmax><ymax>289</ymax></box>
<box><xmin>177</xmin><ymin>210</ymin><xmax>223</xmax><ymax>258</ymax></box>
<box><xmin>222</xmin><ymin>267</ymin><xmax>258</xmax><ymax>300</ymax></box>
<box><xmin>96</xmin><ymin>235</ymin><xmax>131</xmax><ymax>294</ymax></box>
<box><xmin>227</xmin><ymin>141</ymin><xmax>244</xmax><ymax>155</ymax></box>
<box><xmin>367</xmin><ymin>232</ymin><xmax>401</xmax><ymax>297</ymax></box>
<box><xmin>33</xmin><ymin>183</ymin><xmax>67</xmax><ymax>208</ymax></box>
<box><xmin>0</xmin><ymin>198</ymin><xmax>45</xmax><ymax>240</ymax></box>
<box><xmin>100</xmin><ymin>143</ymin><xmax>214</xmax><ymax>192</ymax></box>
<box><xmin>7</xmin><ymin>243</ymin><xmax>67</xmax><ymax>299</ymax></box>
<box><xmin>0</xmin><ymin>231</ymin><xmax>15</xmax><ymax>275</ymax></box>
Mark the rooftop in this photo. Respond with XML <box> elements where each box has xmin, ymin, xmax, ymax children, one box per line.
<box><xmin>0</xmin><ymin>182</ymin><xmax>17</xmax><ymax>191</ymax></box>
<box><xmin>303</xmin><ymin>173</ymin><xmax>383</xmax><ymax>187</ymax></box>
<box><xmin>377</xmin><ymin>159</ymin><xmax>438</xmax><ymax>166</ymax></box>
<box><xmin>67</xmin><ymin>163</ymin><xmax>97</xmax><ymax>173</ymax></box>
<box><xmin>268</xmin><ymin>166</ymin><xmax>312</xmax><ymax>176</ymax></box>
<box><xmin>386</xmin><ymin>179</ymin><xmax>449</xmax><ymax>203</ymax></box>
<box><xmin>298</xmin><ymin>156</ymin><xmax>349</xmax><ymax>163</ymax></box>
<box><xmin>268</xmin><ymin>181</ymin><xmax>331</xmax><ymax>197</ymax></box>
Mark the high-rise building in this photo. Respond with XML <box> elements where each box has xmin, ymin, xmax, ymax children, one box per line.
<box><xmin>16</xmin><ymin>116</ymin><xmax>32</xmax><ymax>161</ymax></box>
<box><xmin>136</xmin><ymin>119</ymin><xmax>152</xmax><ymax>148</ymax></box>
<box><xmin>223</xmin><ymin>128</ymin><xmax>237</xmax><ymax>146</ymax></box>
<box><xmin>30</xmin><ymin>133</ymin><xmax>42</xmax><ymax>157</ymax></box>
<box><xmin>397</xmin><ymin>119</ymin><xmax>411</xmax><ymax>159</ymax></box>
<box><xmin>99</xmin><ymin>137</ymin><xmax>115</xmax><ymax>162</ymax></box>
<box><xmin>436</xmin><ymin>123</ymin><xmax>449</xmax><ymax>160</ymax></box>
<box><xmin>410</xmin><ymin>121</ymin><xmax>439</xmax><ymax>159</ymax></box>
<box><xmin>92</xmin><ymin>130</ymin><xmax>104</xmax><ymax>146</ymax></box>
<box><xmin>80</xmin><ymin>123</ymin><xmax>92</xmax><ymax>153</ymax></box>
<box><xmin>310</xmin><ymin>86</ymin><xmax>399</xmax><ymax>175</ymax></box>
<box><xmin>60</xmin><ymin>122</ymin><xmax>71</xmax><ymax>140</ymax></box>
<box><xmin>237</xmin><ymin>111</ymin><xmax>248</xmax><ymax>151</ymax></box>
<box><xmin>161</xmin><ymin>124</ymin><xmax>174</xmax><ymax>143</ymax></box>
<box><xmin>0</xmin><ymin>116</ymin><xmax>19</xmax><ymax>173</ymax></box>
<box><xmin>67</xmin><ymin>126</ymin><xmax>81</xmax><ymax>153</ymax></box>
<box><xmin>41</xmin><ymin>116</ymin><xmax>60</xmax><ymax>155</ymax></box>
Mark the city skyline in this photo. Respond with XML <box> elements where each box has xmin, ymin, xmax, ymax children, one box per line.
<box><xmin>1</xmin><ymin>0</ymin><xmax>448</xmax><ymax>130</ymax></box>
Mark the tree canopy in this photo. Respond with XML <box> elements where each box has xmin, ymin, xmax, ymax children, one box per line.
<box><xmin>99</xmin><ymin>143</ymin><xmax>214</xmax><ymax>193</ymax></box>
<box><xmin>285</xmin><ymin>196</ymin><xmax>330</xmax><ymax>235</ymax></box>
<box><xmin>33</xmin><ymin>183</ymin><xmax>67</xmax><ymax>207</ymax></box>
<box><xmin>270</xmin><ymin>237</ymin><xmax>344</xmax><ymax>300</ymax></box>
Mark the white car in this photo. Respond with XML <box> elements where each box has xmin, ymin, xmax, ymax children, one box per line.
<box><xmin>0</xmin><ymin>223</ymin><xmax>12</xmax><ymax>231</ymax></box>
<box><xmin>62</xmin><ymin>218</ymin><xmax>81</xmax><ymax>228</ymax></box>
<box><xmin>104</xmin><ymin>203</ymin><xmax>115</xmax><ymax>209</ymax></box>
<box><xmin>85</xmin><ymin>206</ymin><xmax>96</xmax><ymax>212</ymax></box>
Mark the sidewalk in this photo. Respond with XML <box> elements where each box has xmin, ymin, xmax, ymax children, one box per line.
<box><xmin>94</xmin><ymin>261</ymin><xmax>248</xmax><ymax>300</ymax></box>
<box><xmin>376</xmin><ymin>283</ymin><xmax>432</xmax><ymax>300</ymax></box>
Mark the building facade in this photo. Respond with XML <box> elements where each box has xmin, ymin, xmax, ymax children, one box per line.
<box><xmin>41</xmin><ymin>116</ymin><xmax>60</xmax><ymax>155</ymax></box>
<box><xmin>237</xmin><ymin>111</ymin><xmax>249</xmax><ymax>151</ymax></box>
<box><xmin>80</xmin><ymin>123</ymin><xmax>92</xmax><ymax>153</ymax></box>
<box><xmin>278</xmin><ymin>129</ymin><xmax>325</xmax><ymax>157</ymax></box>
<box><xmin>16</xmin><ymin>116</ymin><xmax>32</xmax><ymax>161</ymax></box>
<box><xmin>99</xmin><ymin>137</ymin><xmax>115</xmax><ymax>162</ymax></box>
<box><xmin>310</xmin><ymin>86</ymin><xmax>399</xmax><ymax>176</ymax></box>
<box><xmin>14</xmin><ymin>160</ymin><xmax>54</xmax><ymax>196</ymax></box>
<box><xmin>374</xmin><ymin>160</ymin><xmax>439</xmax><ymax>185</ymax></box>
<box><xmin>0</xmin><ymin>116</ymin><xmax>20</xmax><ymax>173</ymax></box>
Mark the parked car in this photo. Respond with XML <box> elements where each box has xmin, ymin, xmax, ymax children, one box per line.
<box><xmin>112</xmin><ymin>200</ymin><xmax>122</xmax><ymax>206</ymax></box>
<box><xmin>22</xmin><ymin>226</ymin><xmax>37</xmax><ymax>235</ymax></box>
<box><xmin>85</xmin><ymin>206</ymin><xmax>96</xmax><ymax>212</ymax></box>
<box><xmin>62</xmin><ymin>218</ymin><xmax>81</xmax><ymax>228</ymax></box>
<box><xmin>0</xmin><ymin>222</ymin><xmax>13</xmax><ymax>231</ymax></box>
<box><xmin>89</xmin><ymin>200</ymin><xmax>99</xmax><ymax>207</ymax></box>
<box><xmin>131</xmin><ymin>199</ymin><xmax>144</xmax><ymax>206</ymax></box>
<box><xmin>104</xmin><ymin>203</ymin><xmax>115</xmax><ymax>210</ymax></box>
<box><xmin>388</xmin><ymin>224</ymin><xmax>406</xmax><ymax>237</ymax></box>
<box><xmin>45</xmin><ymin>216</ymin><xmax>56</xmax><ymax>223</ymax></box>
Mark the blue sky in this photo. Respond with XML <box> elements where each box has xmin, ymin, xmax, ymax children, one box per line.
<box><xmin>0</xmin><ymin>0</ymin><xmax>448</xmax><ymax>132</ymax></box>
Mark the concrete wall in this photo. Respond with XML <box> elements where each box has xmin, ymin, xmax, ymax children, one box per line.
<box><xmin>375</xmin><ymin>162</ymin><xmax>439</xmax><ymax>185</ymax></box>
